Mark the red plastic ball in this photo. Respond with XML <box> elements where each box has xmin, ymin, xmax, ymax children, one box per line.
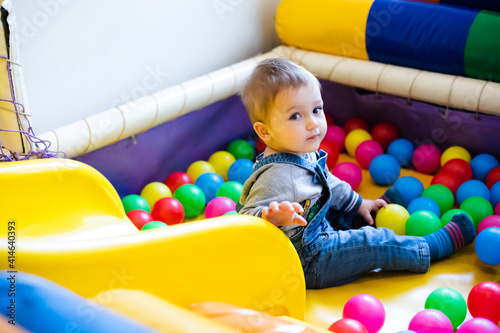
<box><xmin>371</xmin><ymin>122</ymin><xmax>399</xmax><ymax>149</ymax></box>
<box><xmin>126</xmin><ymin>209</ymin><xmax>154</xmax><ymax>230</ymax></box>
<box><xmin>164</xmin><ymin>172</ymin><xmax>194</xmax><ymax>193</ymax></box>
<box><xmin>329</xmin><ymin>318</ymin><xmax>368</xmax><ymax>333</ymax></box>
<box><xmin>495</xmin><ymin>202</ymin><xmax>500</xmax><ymax>215</ymax></box>
<box><xmin>413</xmin><ymin>144</ymin><xmax>442</xmax><ymax>174</ymax></box>
<box><xmin>355</xmin><ymin>140</ymin><xmax>383</xmax><ymax>169</ymax></box>
<box><xmin>152</xmin><ymin>197</ymin><xmax>185</xmax><ymax>225</ymax></box>
<box><xmin>467</xmin><ymin>281</ymin><xmax>500</xmax><ymax>324</ymax></box>
<box><xmin>320</xmin><ymin>140</ymin><xmax>340</xmax><ymax>170</ymax></box>
<box><xmin>255</xmin><ymin>137</ymin><xmax>267</xmax><ymax>155</ymax></box>
<box><xmin>325</xmin><ymin>113</ymin><xmax>335</xmax><ymax>126</ymax></box>
<box><xmin>332</xmin><ymin>162</ymin><xmax>363</xmax><ymax>190</ymax></box>
<box><xmin>344</xmin><ymin>118</ymin><xmax>370</xmax><ymax>133</ymax></box>
<box><xmin>442</xmin><ymin>159</ymin><xmax>473</xmax><ymax>184</ymax></box>
<box><xmin>486</xmin><ymin>166</ymin><xmax>500</xmax><ymax>189</ymax></box>
<box><xmin>431</xmin><ymin>172</ymin><xmax>461</xmax><ymax>196</ymax></box>
<box><xmin>324</xmin><ymin>125</ymin><xmax>346</xmax><ymax>151</ymax></box>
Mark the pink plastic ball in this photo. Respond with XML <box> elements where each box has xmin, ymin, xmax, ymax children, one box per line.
<box><xmin>205</xmin><ymin>196</ymin><xmax>236</xmax><ymax>219</ymax></box>
<box><xmin>408</xmin><ymin>309</ymin><xmax>454</xmax><ymax>333</ymax></box>
<box><xmin>324</xmin><ymin>125</ymin><xmax>346</xmax><ymax>151</ymax></box>
<box><xmin>355</xmin><ymin>140</ymin><xmax>383</xmax><ymax>169</ymax></box>
<box><xmin>413</xmin><ymin>144</ymin><xmax>442</xmax><ymax>174</ymax></box>
<box><xmin>343</xmin><ymin>294</ymin><xmax>385</xmax><ymax>333</ymax></box>
<box><xmin>477</xmin><ymin>215</ymin><xmax>500</xmax><ymax>234</ymax></box>
<box><xmin>495</xmin><ymin>202</ymin><xmax>500</xmax><ymax>215</ymax></box>
<box><xmin>332</xmin><ymin>162</ymin><xmax>363</xmax><ymax>190</ymax></box>
<box><xmin>457</xmin><ymin>318</ymin><xmax>500</xmax><ymax>333</ymax></box>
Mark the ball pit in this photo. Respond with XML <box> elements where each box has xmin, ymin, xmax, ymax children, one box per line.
<box><xmin>470</xmin><ymin>153</ymin><xmax>499</xmax><ymax>183</ymax></box>
<box><xmin>164</xmin><ymin>171</ymin><xmax>194</xmax><ymax>193</ymax></box>
<box><xmin>140</xmin><ymin>182</ymin><xmax>172</xmax><ymax>209</ymax></box>
<box><xmin>187</xmin><ymin>161</ymin><xmax>216</xmax><ymax>182</ymax></box>
<box><xmin>195</xmin><ymin>172</ymin><xmax>225</xmax><ymax>203</ymax></box>
<box><xmin>345</xmin><ymin>129</ymin><xmax>372</xmax><ymax>157</ymax></box>
<box><xmin>208</xmin><ymin>151</ymin><xmax>236</xmax><ymax>181</ymax></box>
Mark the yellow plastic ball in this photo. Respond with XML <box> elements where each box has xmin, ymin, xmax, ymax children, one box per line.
<box><xmin>208</xmin><ymin>151</ymin><xmax>236</xmax><ymax>181</ymax></box>
<box><xmin>187</xmin><ymin>161</ymin><xmax>216</xmax><ymax>182</ymax></box>
<box><xmin>375</xmin><ymin>204</ymin><xmax>409</xmax><ymax>235</ymax></box>
<box><xmin>345</xmin><ymin>129</ymin><xmax>372</xmax><ymax>157</ymax></box>
<box><xmin>140</xmin><ymin>182</ymin><xmax>172</xmax><ymax>209</ymax></box>
<box><xmin>441</xmin><ymin>145</ymin><xmax>471</xmax><ymax>166</ymax></box>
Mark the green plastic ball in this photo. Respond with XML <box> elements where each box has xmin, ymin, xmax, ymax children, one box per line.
<box><xmin>141</xmin><ymin>221</ymin><xmax>168</xmax><ymax>231</ymax></box>
<box><xmin>440</xmin><ymin>209</ymin><xmax>474</xmax><ymax>227</ymax></box>
<box><xmin>405</xmin><ymin>210</ymin><xmax>441</xmax><ymax>236</ymax></box>
<box><xmin>422</xmin><ymin>184</ymin><xmax>454</xmax><ymax>216</ymax></box>
<box><xmin>228</xmin><ymin>139</ymin><xmax>255</xmax><ymax>161</ymax></box>
<box><xmin>121</xmin><ymin>194</ymin><xmax>151</xmax><ymax>213</ymax></box>
<box><xmin>223</xmin><ymin>211</ymin><xmax>237</xmax><ymax>216</ymax></box>
<box><xmin>174</xmin><ymin>184</ymin><xmax>206</xmax><ymax>218</ymax></box>
<box><xmin>460</xmin><ymin>196</ymin><xmax>494</xmax><ymax>230</ymax></box>
<box><xmin>425</xmin><ymin>288</ymin><xmax>467</xmax><ymax>329</ymax></box>
<box><xmin>216</xmin><ymin>181</ymin><xmax>243</xmax><ymax>204</ymax></box>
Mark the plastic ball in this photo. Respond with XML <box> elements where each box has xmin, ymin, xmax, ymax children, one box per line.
<box><xmin>486</xmin><ymin>166</ymin><xmax>500</xmax><ymax>189</ymax></box>
<box><xmin>441</xmin><ymin>146</ymin><xmax>471</xmax><ymax>165</ymax></box>
<box><xmin>208</xmin><ymin>151</ymin><xmax>236</xmax><ymax>181</ymax></box>
<box><xmin>460</xmin><ymin>196</ymin><xmax>494</xmax><ymax>230</ymax></box>
<box><xmin>151</xmin><ymin>197</ymin><xmax>185</xmax><ymax>225</ymax></box>
<box><xmin>174</xmin><ymin>184</ymin><xmax>206</xmax><ymax>218</ymax></box>
<box><xmin>126</xmin><ymin>209</ymin><xmax>154</xmax><ymax>230</ymax></box>
<box><xmin>467</xmin><ymin>281</ymin><xmax>500</xmax><ymax>324</ymax></box>
<box><xmin>332</xmin><ymin>162</ymin><xmax>363</xmax><ymax>190</ymax></box>
<box><xmin>394</xmin><ymin>176</ymin><xmax>425</xmax><ymax>207</ymax></box>
<box><xmin>496</xmin><ymin>202</ymin><xmax>500</xmax><ymax>215</ymax></box>
<box><xmin>371</xmin><ymin>122</ymin><xmax>399</xmax><ymax>149</ymax></box>
<box><xmin>140</xmin><ymin>182</ymin><xmax>172</xmax><ymax>209</ymax></box>
<box><xmin>255</xmin><ymin>137</ymin><xmax>266</xmax><ymax>155</ymax></box>
<box><xmin>490</xmin><ymin>181</ymin><xmax>500</xmax><ymax>209</ymax></box>
<box><xmin>475</xmin><ymin>227</ymin><xmax>500</xmax><ymax>265</ymax></box>
<box><xmin>164</xmin><ymin>172</ymin><xmax>194</xmax><ymax>193</ymax></box>
<box><xmin>440</xmin><ymin>209</ymin><xmax>474</xmax><ymax>227</ymax></box>
<box><xmin>408</xmin><ymin>309</ymin><xmax>453</xmax><ymax>333</ymax></box>
<box><xmin>387</xmin><ymin>138</ymin><xmax>415</xmax><ymax>167</ymax></box>
<box><xmin>413</xmin><ymin>144</ymin><xmax>442</xmax><ymax>174</ymax></box>
<box><xmin>355</xmin><ymin>140</ymin><xmax>383</xmax><ymax>169</ymax></box>
<box><xmin>344</xmin><ymin>117</ymin><xmax>370</xmax><ymax>133</ymax></box>
<box><xmin>227</xmin><ymin>139</ymin><xmax>255</xmax><ymax>161</ymax></box>
<box><xmin>195</xmin><ymin>172</ymin><xmax>225</xmax><ymax>203</ymax></box>
<box><xmin>422</xmin><ymin>184</ymin><xmax>454</xmax><ymax>216</ymax></box>
<box><xmin>431</xmin><ymin>172</ymin><xmax>460</xmax><ymax>196</ymax></box>
<box><xmin>216</xmin><ymin>181</ymin><xmax>243</xmax><ymax>204</ymax></box>
<box><xmin>205</xmin><ymin>197</ymin><xmax>236</xmax><ymax>219</ymax></box>
<box><xmin>470</xmin><ymin>154</ymin><xmax>500</xmax><ymax>183</ymax></box>
<box><xmin>456</xmin><ymin>180</ymin><xmax>490</xmax><ymax>206</ymax></box>
<box><xmin>141</xmin><ymin>221</ymin><xmax>168</xmax><ymax>231</ymax></box>
<box><xmin>325</xmin><ymin>113</ymin><xmax>335</xmax><ymax>126</ymax></box>
<box><xmin>324</xmin><ymin>125</ymin><xmax>346</xmax><ymax>151</ymax></box>
<box><xmin>345</xmin><ymin>129</ymin><xmax>372</xmax><ymax>157</ymax></box>
<box><xmin>320</xmin><ymin>140</ymin><xmax>340</xmax><ymax>169</ymax></box>
<box><xmin>457</xmin><ymin>318</ymin><xmax>500</xmax><ymax>333</ymax></box>
<box><xmin>328</xmin><ymin>318</ymin><xmax>368</xmax><ymax>333</ymax></box>
<box><xmin>187</xmin><ymin>161</ymin><xmax>216</xmax><ymax>182</ymax></box>
<box><xmin>477</xmin><ymin>215</ymin><xmax>500</xmax><ymax>234</ymax></box>
<box><xmin>425</xmin><ymin>288</ymin><xmax>467</xmax><ymax>329</ymax></box>
<box><xmin>228</xmin><ymin>159</ymin><xmax>254</xmax><ymax>185</ymax></box>
<box><xmin>343</xmin><ymin>294</ymin><xmax>385</xmax><ymax>333</ymax></box>
<box><xmin>223</xmin><ymin>211</ymin><xmax>237</xmax><ymax>216</ymax></box>
<box><xmin>121</xmin><ymin>194</ymin><xmax>151</xmax><ymax>213</ymax></box>
<box><xmin>406</xmin><ymin>210</ymin><xmax>441</xmax><ymax>236</ymax></box>
<box><xmin>407</xmin><ymin>197</ymin><xmax>441</xmax><ymax>217</ymax></box>
<box><xmin>369</xmin><ymin>154</ymin><xmax>401</xmax><ymax>185</ymax></box>
<box><xmin>442</xmin><ymin>159</ymin><xmax>473</xmax><ymax>184</ymax></box>
<box><xmin>375</xmin><ymin>204</ymin><xmax>410</xmax><ymax>235</ymax></box>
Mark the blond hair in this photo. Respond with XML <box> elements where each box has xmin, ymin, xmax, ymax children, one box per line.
<box><xmin>240</xmin><ymin>58</ymin><xmax>321</xmax><ymax>124</ymax></box>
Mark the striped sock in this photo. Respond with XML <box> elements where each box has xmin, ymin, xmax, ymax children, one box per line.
<box><xmin>423</xmin><ymin>213</ymin><xmax>476</xmax><ymax>260</ymax></box>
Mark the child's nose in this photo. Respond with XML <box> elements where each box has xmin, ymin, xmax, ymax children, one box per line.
<box><xmin>307</xmin><ymin>116</ymin><xmax>318</xmax><ymax>130</ymax></box>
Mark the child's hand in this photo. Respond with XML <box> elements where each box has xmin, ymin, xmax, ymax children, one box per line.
<box><xmin>357</xmin><ymin>199</ymin><xmax>387</xmax><ymax>225</ymax></box>
<box><xmin>261</xmin><ymin>201</ymin><xmax>308</xmax><ymax>227</ymax></box>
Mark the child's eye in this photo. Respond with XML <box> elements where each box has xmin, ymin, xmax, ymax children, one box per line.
<box><xmin>289</xmin><ymin>113</ymin><xmax>300</xmax><ymax>120</ymax></box>
<box><xmin>313</xmin><ymin>107</ymin><xmax>323</xmax><ymax>114</ymax></box>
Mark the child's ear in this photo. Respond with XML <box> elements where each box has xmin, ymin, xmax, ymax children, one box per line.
<box><xmin>253</xmin><ymin>121</ymin><xmax>271</xmax><ymax>142</ymax></box>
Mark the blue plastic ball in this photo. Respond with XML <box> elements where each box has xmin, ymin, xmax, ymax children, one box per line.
<box><xmin>490</xmin><ymin>181</ymin><xmax>500</xmax><ymax>209</ymax></box>
<box><xmin>470</xmin><ymin>154</ymin><xmax>499</xmax><ymax>183</ymax></box>
<box><xmin>456</xmin><ymin>180</ymin><xmax>490</xmax><ymax>206</ymax></box>
<box><xmin>475</xmin><ymin>227</ymin><xmax>500</xmax><ymax>265</ymax></box>
<box><xmin>194</xmin><ymin>172</ymin><xmax>225</xmax><ymax>203</ymax></box>
<box><xmin>369</xmin><ymin>154</ymin><xmax>401</xmax><ymax>185</ymax></box>
<box><xmin>228</xmin><ymin>159</ymin><xmax>254</xmax><ymax>185</ymax></box>
<box><xmin>394</xmin><ymin>176</ymin><xmax>425</xmax><ymax>207</ymax></box>
<box><xmin>387</xmin><ymin>138</ymin><xmax>415</xmax><ymax>167</ymax></box>
<box><xmin>407</xmin><ymin>197</ymin><xmax>441</xmax><ymax>217</ymax></box>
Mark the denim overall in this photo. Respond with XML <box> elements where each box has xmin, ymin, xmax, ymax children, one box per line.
<box><xmin>249</xmin><ymin>151</ymin><xmax>431</xmax><ymax>289</ymax></box>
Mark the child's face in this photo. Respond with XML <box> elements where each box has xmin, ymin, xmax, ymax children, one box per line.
<box><xmin>260</xmin><ymin>84</ymin><xmax>326</xmax><ymax>157</ymax></box>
